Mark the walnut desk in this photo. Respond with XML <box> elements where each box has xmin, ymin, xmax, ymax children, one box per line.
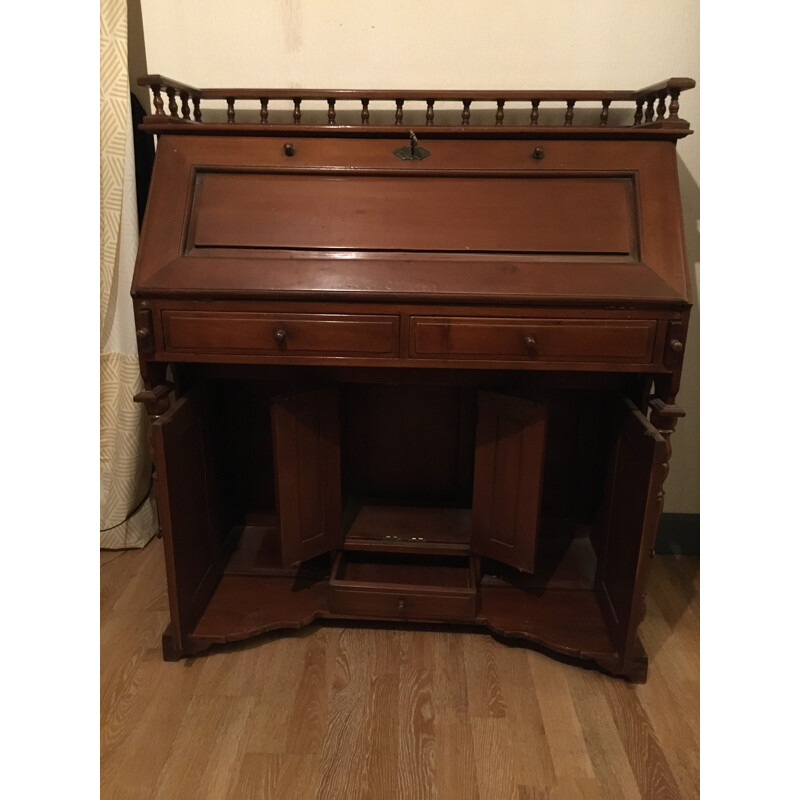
<box><xmin>132</xmin><ymin>77</ymin><xmax>695</xmax><ymax>681</ymax></box>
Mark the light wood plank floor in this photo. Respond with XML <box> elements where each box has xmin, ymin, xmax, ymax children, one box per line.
<box><xmin>101</xmin><ymin>539</ymin><xmax>699</xmax><ymax>799</ymax></box>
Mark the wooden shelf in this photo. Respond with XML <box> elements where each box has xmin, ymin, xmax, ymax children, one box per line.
<box><xmin>343</xmin><ymin>504</ymin><xmax>472</xmax><ymax>556</ymax></box>
<box><xmin>192</xmin><ymin>574</ymin><xmax>329</xmax><ymax>645</ymax></box>
<box><xmin>191</xmin><ymin>567</ymin><xmax>617</xmax><ymax>667</ymax></box>
<box><xmin>482</xmin><ymin>529</ymin><xmax>597</xmax><ymax>591</ymax></box>
<box><xmin>224</xmin><ymin>516</ymin><xmax>330</xmax><ymax>578</ymax></box>
<box><xmin>477</xmin><ymin>585</ymin><xmax>616</xmax><ymax>660</ymax></box>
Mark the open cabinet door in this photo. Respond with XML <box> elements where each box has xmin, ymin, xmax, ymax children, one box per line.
<box><xmin>271</xmin><ymin>387</ymin><xmax>342</xmax><ymax>567</ymax></box>
<box><xmin>151</xmin><ymin>389</ymin><xmax>227</xmax><ymax>658</ymax></box>
<box><xmin>595</xmin><ymin>396</ymin><xmax>667</xmax><ymax>674</ymax></box>
<box><xmin>471</xmin><ymin>391</ymin><xmax>547</xmax><ymax>573</ymax></box>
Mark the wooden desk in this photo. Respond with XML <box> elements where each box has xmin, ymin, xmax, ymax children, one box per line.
<box><xmin>133</xmin><ymin>77</ymin><xmax>694</xmax><ymax>680</ymax></box>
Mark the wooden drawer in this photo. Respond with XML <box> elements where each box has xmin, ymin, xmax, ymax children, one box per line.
<box><xmin>330</xmin><ymin>552</ymin><xmax>476</xmax><ymax>622</ymax></box>
<box><xmin>162</xmin><ymin>311</ymin><xmax>400</xmax><ymax>356</ymax></box>
<box><xmin>410</xmin><ymin>316</ymin><xmax>657</xmax><ymax>364</ymax></box>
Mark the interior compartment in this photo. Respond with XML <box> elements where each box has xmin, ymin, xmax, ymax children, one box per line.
<box><xmin>181</xmin><ymin>366</ymin><xmax>624</xmax><ymax>583</ymax></box>
<box><xmin>154</xmin><ymin>363</ymin><xmax>659</xmax><ymax>672</ymax></box>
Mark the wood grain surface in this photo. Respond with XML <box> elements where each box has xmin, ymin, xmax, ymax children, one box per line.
<box><xmin>101</xmin><ymin>539</ymin><xmax>699</xmax><ymax>799</ymax></box>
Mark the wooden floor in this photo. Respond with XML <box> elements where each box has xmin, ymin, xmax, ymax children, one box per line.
<box><xmin>100</xmin><ymin>538</ymin><xmax>699</xmax><ymax>800</ymax></box>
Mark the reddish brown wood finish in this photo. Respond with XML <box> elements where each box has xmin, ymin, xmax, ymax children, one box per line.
<box><xmin>150</xmin><ymin>390</ymin><xmax>231</xmax><ymax>655</ymax></box>
<box><xmin>162</xmin><ymin>310</ymin><xmax>400</xmax><ymax>357</ymax></box>
<box><xmin>137</xmin><ymin>75</ymin><xmax>695</xmax><ymax>135</ymax></box>
<box><xmin>133</xmin><ymin>137</ymin><xmax>689</xmax><ymax>306</ymax></box>
<box><xmin>330</xmin><ymin>552</ymin><xmax>477</xmax><ymax>621</ymax></box>
<box><xmin>344</xmin><ymin>505</ymin><xmax>472</xmax><ymax>556</ymax></box>
<box><xmin>190</xmin><ymin>172</ymin><xmax>636</xmax><ymax>255</ymax></box>
<box><xmin>410</xmin><ymin>317</ymin><xmax>657</xmax><ymax>363</ymax></box>
<box><xmin>471</xmin><ymin>393</ymin><xmax>548</xmax><ymax>573</ymax></box>
<box><xmin>270</xmin><ymin>387</ymin><xmax>342</xmax><ymax>567</ymax></box>
<box><xmin>594</xmin><ymin>398</ymin><xmax>667</xmax><ymax>676</ymax></box>
<box><xmin>132</xmin><ymin>75</ymin><xmax>694</xmax><ymax>680</ymax></box>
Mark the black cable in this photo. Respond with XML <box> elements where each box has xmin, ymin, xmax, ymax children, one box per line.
<box><xmin>100</xmin><ymin>467</ymin><xmax>155</xmax><ymax>532</ymax></box>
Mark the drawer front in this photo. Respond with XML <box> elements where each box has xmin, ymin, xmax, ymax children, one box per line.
<box><xmin>162</xmin><ymin>311</ymin><xmax>400</xmax><ymax>356</ymax></box>
<box><xmin>331</xmin><ymin>586</ymin><xmax>475</xmax><ymax>622</ymax></box>
<box><xmin>410</xmin><ymin>316</ymin><xmax>657</xmax><ymax>364</ymax></box>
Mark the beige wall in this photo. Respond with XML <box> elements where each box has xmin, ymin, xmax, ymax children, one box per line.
<box><xmin>136</xmin><ymin>0</ymin><xmax>699</xmax><ymax>513</ymax></box>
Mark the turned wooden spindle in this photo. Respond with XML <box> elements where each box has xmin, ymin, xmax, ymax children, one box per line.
<box><xmin>530</xmin><ymin>99</ymin><xmax>540</xmax><ymax>125</ymax></box>
<box><xmin>656</xmin><ymin>91</ymin><xmax>667</xmax><ymax>121</ymax></box>
<box><xmin>260</xmin><ymin>98</ymin><xmax>269</xmax><ymax>124</ymax></box>
<box><xmin>226</xmin><ymin>97</ymin><xmax>235</xmax><ymax>123</ymax></box>
<box><xmin>151</xmin><ymin>84</ymin><xmax>165</xmax><ymax>115</ymax></box>
<box><xmin>462</xmin><ymin>99</ymin><xmax>472</xmax><ymax>126</ymax></box>
<box><xmin>426</xmin><ymin>99</ymin><xmax>434</xmax><ymax>125</ymax></box>
<box><xmin>293</xmin><ymin>98</ymin><xmax>302</xmax><ymax>124</ymax></box>
<box><xmin>327</xmin><ymin>98</ymin><xmax>336</xmax><ymax>124</ymax></box>
<box><xmin>495</xmin><ymin>99</ymin><xmax>505</xmax><ymax>126</ymax></box>
<box><xmin>166</xmin><ymin>87</ymin><xmax>179</xmax><ymax>118</ymax></box>
<box><xmin>180</xmin><ymin>91</ymin><xmax>190</xmax><ymax>120</ymax></box>
<box><xmin>633</xmin><ymin>99</ymin><xmax>644</xmax><ymax>126</ymax></box>
<box><xmin>668</xmin><ymin>89</ymin><xmax>681</xmax><ymax>120</ymax></box>
<box><xmin>600</xmin><ymin>99</ymin><xmax>610</xmax><ymax>127</ymax></box>
<box><xmin>645</xmin><ymin>96</ymin><xmax>655</xmax><ymax>123</ymax></box>
<box><xmin>395</xmin><ymin>99</ymin><xmax>404</xmax><ymax>125</ymax></box>
<box><xmin>192</xmin><ymin>96</ymin><xmax>202</xmax><ymax>122</ymax></box>
<box><xmin>361</xmin><ymin>99</ymin><xmax>369</xmax><ymax>124</ymax></box>
<box><xmin>564</xmin><ymin>99</ymin><xmax>575</xmax><ymax>126</ymax></box>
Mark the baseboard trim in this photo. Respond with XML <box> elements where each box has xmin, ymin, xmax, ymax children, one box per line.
<box><xmin>656</xmin><ymin>513</ymin><xmax>699</xmax><ymax>555</ymax></box>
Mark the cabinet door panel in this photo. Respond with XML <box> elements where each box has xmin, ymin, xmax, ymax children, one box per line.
<box><xmin>595</xmin><ymin>397</ymin><xmax>667</xmax><ymax>672</ymax></box>
<box><xmin>471</xmin><ymin>391</ymin><xmax>547</xmax><ymax>573</ymax></box>
<box><xmin>151</xmin><ymin>390</ymin><xmax>225</xmax><ymax>652</ymax></box>
<box><xmin>271</xmin><ymin>387</ymin><xmax>342</xmax><ymax>567</ymax></box>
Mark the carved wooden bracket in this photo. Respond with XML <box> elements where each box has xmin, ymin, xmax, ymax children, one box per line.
<box><xmin>648</xmin><ymin>397</ymin><xmax>686</xmax><ymax>418</ymax></box>
<box><xmin>133</xmin><ymin>383</ymin><xmax>173</xmax><ymax>416</ymax></box>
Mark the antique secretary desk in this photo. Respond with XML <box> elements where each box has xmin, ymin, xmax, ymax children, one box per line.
<box><xmin>132</xmin><ymin>76</ymin><xmax>694</xmax><ymax>681</ymax></box>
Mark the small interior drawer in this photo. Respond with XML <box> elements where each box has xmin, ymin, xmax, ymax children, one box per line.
<box><xmin>410</xmin><ymin>316</ymin><xmax>657</xmax><ymax>364</ymax></box>
<box><xmin>162</xmin><ymin>311</ymin><xmax>400</xmax><ymax>356</ymax></box>
<box><xmin>330</xmin><ymin>552</ymin><xmax>476</xmax><ymax>622</ymax></box>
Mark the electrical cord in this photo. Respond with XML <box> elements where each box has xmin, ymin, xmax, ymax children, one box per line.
<box><xmin>100</xmin><ymin>467</ymin><xmax>155</xmax><ymax>532</ymax></box>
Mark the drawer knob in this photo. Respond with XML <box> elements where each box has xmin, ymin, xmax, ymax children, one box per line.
<box><xmin>273</xmin><ymin>328</ymin><xmax>288</xmax><ymax>345</ymax></box>
<box><xmin>283</xmin><ymin>142</ymin><xmax>295</xmax><ymax>156</ymax></box>
<box><xmin>398</xmin><ymin>598</ymin><xmax>406</xmax><ymax>611</ymax></box>
<box><xmin>532</xmin><ymin>147</ymin><xmax>545</xmax><ymax>160</ymax></box>
<box><xmin>524</xmin><ymin>334</ymin><xmax>537</xmax><ymax>351</ymax></box>
<box><xmin>669</xmin><ymin>338</ymin><xmax>684</xmax><ymax>353</ymax></box>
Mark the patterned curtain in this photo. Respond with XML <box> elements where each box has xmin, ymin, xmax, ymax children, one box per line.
<box><xmin>100</xmin><ymin>0</ymin><xmax>158</xmax><ymax>547</ymax></box>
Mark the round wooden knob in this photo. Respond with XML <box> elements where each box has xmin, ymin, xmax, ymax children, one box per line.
<box><xmin>283</xmin><ymin>142</ymin><xmax>295</xmax><ymax>156</ymax></box>
<box><xmin>669</xmin><ymin>338</ymin><xmax>684</xmax><ymax>353</ymax></box>
<box><xmin>273</xmin><ymin>328</ymin><xmax>288</xmax><ymax>344</ymax></box>
<box><xmin>532</xmin><ymin>147</ymin><xmax>545</xmax><ymax>160</ymax></box>
<box><xmin>136</xmin><ymin>328</ymin><xmax>149</xmax><ymax>341</ymax></box>
<box><xmin>524</xmin><ymin>334</ymin><xmax>537</xmax><ymax>350</ymax></box>
<box><xmin>398</xmin><ymin>599</ymin><xmax>405</xmax><ymax>611</ymax></box>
